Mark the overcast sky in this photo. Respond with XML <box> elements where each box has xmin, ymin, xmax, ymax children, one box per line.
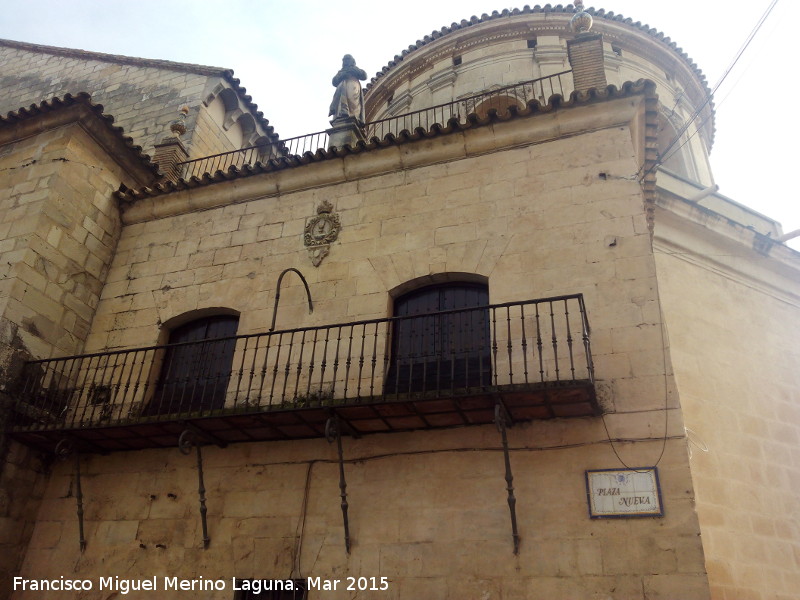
<box><xmin>2</xmin><ymin>1</ymin><xmax>798</xmax><ymax>249</ymax></box>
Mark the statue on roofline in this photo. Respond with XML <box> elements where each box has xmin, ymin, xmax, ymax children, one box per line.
<box><xmin>329</xmin><ymin>54</ymin><xmax>367</xmax><ymax>124</ymax></box>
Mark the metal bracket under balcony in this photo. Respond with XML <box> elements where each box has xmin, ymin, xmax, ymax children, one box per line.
<box><xmin>9</xmin><ymin>295</ymin><xmax>597</xmax><ymax>455</ymax></box>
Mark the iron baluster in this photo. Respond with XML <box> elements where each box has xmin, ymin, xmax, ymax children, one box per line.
<box><xmin>579</xmin><ymin>296</ymin><xmax>594</xmax><ymax>382</ymax></box>
<box><xmin>245</xmin><ymin>335</ymin><xmax>260</xmax><ymax>407</ymax></box>
<box><xmin>492</xmin><ymin>307</ymin><xmax>499</xmax><ymax>386</ymax></box>
<box><xmin>74</xmin><ymin>355</ymin><xmax>96</xmax><ymax>426</ymax></box>
<box><xmin>382</xmin><ymin>322</ymin><xmax>392</xmax><ymax>399</ymax></box>
<box><xmin>269</xmin><ymin>333</ymin><xmax>283</xmax><ymax>405</ymax></box>
<box><xmin>369</xmin><ymin>322</ymin><xmax>379</xmax><ymax>398</ymax></box>
<box><xmin>326</xmin><ymin>416</ymin><xmax>352</xmax><ymax>554</ymax></box>
<box><xmin>257</xmin><ymin>333</ymin><xmax>273</xmax><ymax>406</ymax></box>
<box><xmin>306</xmin><ymin>327</ymin><xmax>320</xmax><ymax>398</ymax></box>
<box><xmin>506</xmin><ymin>306</ymin><xmax>514</xmax><ymax>384</ymax></box>
<box><xmin>135</xmin><ymin>349</ymin><xmax>153</xmax><ymax>417</ymax></box>
<box><xmin>60</xmin><ymin>356</ymin><xmax>80</xmax><ymax>427</ymax></box>
<box><xmin>494</xmin><ymin>403</ymin><xmax>520</xmax><ymax>554</ymax></box>
<box><xmin>331</xmin><ymin>326</ymin><xmax>343</xmax><ymax>399</ymax></box>
<box><xmin>549</xmin><ymin>301</ymin><xmax>560</xmax><ymax>381</ymax></box>
<box><xmin>355</xmin><ymin>323</ymin><xmax>367</xmax><ymax>400</ymax></box>
<box><xmin>281</xmin><ymin>331</ymin><xmax>295</xmax><ymax>403</ymax></box>
<box><xmin>564</xmin><ymin>299</ymin><xmax>576</xmax><ymax>380</ymax></box>
<box><xmin>55</xmin><ymin>439</ymin><xmax>86</xmax><ymax>551</ymax></box>
<box><xmin>342</xmin><ymin>325</ymin><xmax>355</xmax><ymax>399</ymax></box>
<box><xmin>535</xmin><ymin>303</ymin><xmax>544</xmax><ymax>382</ymax></box>
<box><xmin>294</xmin><ymin>330</ymin><xmax>307</xmax><ymax>399</ymax></box>
<box><xmin>319</xmin><ymin>327</ymin><xmax>331</xmax><ymax>391</ymax></box>
<box><xmin>231</xmin><ymin>337</ymin><xmax>247</xmax><ymax>409</ymax></box>
<box><xmin>118</xmin><ymin>350</ymin><xmax>137</xmax><ymax>421</ymax></box>
<box><xmin>520</xmin><ymin>305</ymin><xmax>529</xmax><ymax>384</ymax></box>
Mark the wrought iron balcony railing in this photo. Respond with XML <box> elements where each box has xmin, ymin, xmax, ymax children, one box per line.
<box><xmin>10</xmin><ymin>294</ymin><xmax>596</xmax><ymax>452</ymax></box>
<box><xmin>176</xmin><ymin>71</ymin><xmax>572</xmax><ymax>180</ymax></box>
<box><xmin>365</xmin><ymin>70</ymin><xmax>572</xmax><ymax>140</ymax></box>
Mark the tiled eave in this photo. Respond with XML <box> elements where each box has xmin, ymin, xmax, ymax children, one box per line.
<box><xmin>115</xmin><ymin>79</ymin><xmax>658</xmax><ymax>206</ymax></box>
<box><xmin>0</xmin><ymin>38</ymin><xmax>276</xmax><ymax>140</ymax></box>
<box><xmin>363</xmin><ymin>5</ymin><xmax>713</xmax><ymax>147</ymax></box>
<box><xmin>1</xmin><ymin>92</ymin><xmax>161</xmax><ymax>187</ymax></box>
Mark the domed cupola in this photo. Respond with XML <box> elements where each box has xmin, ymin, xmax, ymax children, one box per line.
<box><xmin>364</xmin><ymin>4</ymin><xmax>715</xmax><ymax>185</ymax></box>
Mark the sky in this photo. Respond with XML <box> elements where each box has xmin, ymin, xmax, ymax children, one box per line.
<box><xmin>2</xmin><ymin>0</ymin><xmax>798</xmax><ymax>249</ymax></box>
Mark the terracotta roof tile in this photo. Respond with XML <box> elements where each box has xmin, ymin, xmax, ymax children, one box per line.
<box><xmin>115</xmin><ymin>79</ymin><xmax>656</xmax><ymax>204</ymax></box>
<box><xmin>1</xmin><ymin>92</ymin><xmax>161</xmax><ymax>180</ymax></box>
<box><xmin>0</xmin><ymin>38</ymin><xmax>276</xmax><ymax>139</ymax></box>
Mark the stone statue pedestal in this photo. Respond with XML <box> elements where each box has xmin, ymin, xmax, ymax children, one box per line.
<box><xmin>327</xmin><ymin>116</ymin><xmax>365</xmax><ymax>150</ymax></box>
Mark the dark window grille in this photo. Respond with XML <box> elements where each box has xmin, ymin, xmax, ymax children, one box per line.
<box><xmin>386</xmin><ymin>282</ymin><xmax>491</xmax><ymax>394</ymax></box>
<box><xmin>141</xmin><ymin>315</ymin><xmax>239</xmax><ymax>416</ymax></box>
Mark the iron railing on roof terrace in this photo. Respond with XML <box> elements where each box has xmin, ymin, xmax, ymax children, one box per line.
<box><xmin>12</xmin><ymin>295</ymin><xmax>593</xmax><ymax>433</ymax></box>
<box><xmin>178</xmin><ymin>131</ymin><xmax>329</xmax><ymax>179</ymax></box>
<box><xmin>365</xmin><ymin>70</ymin><xmax>572</xmax><ymax>140</ymax></box>
<box><xmin>176</xmin><ymin>71</ymin><xmax>572</xmax><ymax>180</ymax></box>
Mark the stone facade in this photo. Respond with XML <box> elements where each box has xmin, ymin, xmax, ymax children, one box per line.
<box><xmin>654</xmin><ymin>191</ymin><xmax>800</xmax><ymax>600</ymax></box>
<box><xmin>0</xmin><ymin>95</ymin><xmax>159</xmax><ymax>595</ymax></box>
<box><xmin>1</xmin><ymin>6</ymin><xmax>799</xmax><ymax>600</ymax></box>
<box><xmin>0</xmin><ymin>39</ymin><xmax>276</xmax><ymax>162</ymax></box>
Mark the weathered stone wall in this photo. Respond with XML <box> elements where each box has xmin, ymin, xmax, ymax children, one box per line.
<box><xmin>11</xmin><ymin>99</ymin><xmax>710</xmax><ymax>599</ymax></box>
<box><xmin>655</xmin><ymin>208</ymin><xmax>800</xmax><ymax>600</ymax></box>
<box><xmin>0</xmin><ymin>122</ymin><xmax>124</xmax><ymax>361</ymax></box>
<box><xmin>0</xmin><ymin>42</ymin><xmax>264</xmax><ymax>162</ymax></box>
<box><xmin>13</xmin><ymin>430</ymin><xmax>703</xmax><ymax>600</ymax></box>
<box><xmin>0</xmin><ymin>441</ymin><xmax>48</xmax><ymax>598</ymax></box>
<box><xmin>0</xmin><ymin>102</ymin><xmax>155</xmax><ymax>600</ymax></box>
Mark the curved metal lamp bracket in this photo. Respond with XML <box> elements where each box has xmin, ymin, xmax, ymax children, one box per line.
<box><xmin>270</xmin><ymin>268</ymin><xmax>314</xmax><ymax>332</ymax></box>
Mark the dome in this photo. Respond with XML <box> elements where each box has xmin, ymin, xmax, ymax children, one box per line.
<box><xmin>363</xmin><ymin>5</ymin><xmax>715</xmax><ymax>184</ymax></box>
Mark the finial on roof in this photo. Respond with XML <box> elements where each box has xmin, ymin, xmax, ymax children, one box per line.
<box><xmin>570</xmin><ymin>1</ymin><xmax>593</xmax><ymax>34</ymax></box>
<box><xmin>169</xmin><ymin>106</ymin><xmax>189</xmax><ymax>138</ymax></box>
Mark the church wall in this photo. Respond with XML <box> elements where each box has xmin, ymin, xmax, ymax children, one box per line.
<box><xmin>0</xmin><ymin>123</ymin><xmax>125</xmax><ymax>362</ymax></box>
<box><xmin>655</xmin><ymin>210</ymin><xmax>800</xmax><ymax>600</ymax></box>
<box><xmin>12</xmin><ymin>102</ymin><xmax>710</xmax><ymax>599</ymax></box>
<box><xmin>0</xmin><ymin>43</ymin><xmax>257</xmax><ymax>162</ymax></box>
<box><xmin>189</xmin><ymin>99</ymin><xmax>244</xmax><ymax>163</ymax></box>
<box><xmin>0</xmin><ymin>115</ymin><xmax>146</xmax><ymax>600</ymax></box>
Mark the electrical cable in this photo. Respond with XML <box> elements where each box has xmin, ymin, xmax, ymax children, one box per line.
<box><xmin>639</xmin><ymin>0</ymin><xmax>780</xmax><ymax>181</ymax></box>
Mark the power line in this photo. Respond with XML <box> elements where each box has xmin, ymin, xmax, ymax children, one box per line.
<box><xmin>640</xmin><ymin>0</ymin><xmax>780</xmax><ymax>181</ymax></box>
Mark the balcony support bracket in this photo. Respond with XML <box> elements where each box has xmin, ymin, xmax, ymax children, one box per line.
<box><xmin>55</xmin><ymin>439</ymin><xmax>86</xmax><ymax>552</ymax></box>
<box><xmin>325</xmin><ymin>416</ymin><xmax>352</xmax><ymax>554</ymax></box>
<box><xmin>180</xmin><ymin>421</ymin><xmax>228</xmax><ymax>448</ymax></box>
<box><xmin>495</xmin><ymin>401</ymin><xmax>520</xmax><ymax>554</ymax></box>
<box><xmin>178</xmin><ymin>429</ymin><xmax>211</xmax><ymax>548</ymax></box>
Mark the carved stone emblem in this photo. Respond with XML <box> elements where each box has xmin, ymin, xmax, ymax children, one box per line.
<box><xmin>304</xmin><ymin>200</ymin><xmax>341</xmax><ymax>267</ymax></box>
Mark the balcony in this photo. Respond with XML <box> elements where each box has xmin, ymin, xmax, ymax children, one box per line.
<box><xmin>176</xmin><ymin>71</ymin><xmax>572</xmax><ymax>180</ymax></box>
<box><xmin>9</xmin><ymin>295</ymin><xmax>597</xmax><ymax>454</ymax></box>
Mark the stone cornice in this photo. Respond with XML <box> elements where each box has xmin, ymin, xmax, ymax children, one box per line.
<box><xmin>653</xmin><ymin>196</ymin><xmax>800</xmax><ymax>305</ymax></box>
<box><xmin>119</xmin><ymin>81</ymin><xmax>655</xmax><ymax>224</ymax></box>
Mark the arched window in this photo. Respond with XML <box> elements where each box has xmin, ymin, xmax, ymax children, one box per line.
<box><xmin>385</xmin><ymin>282</ymin><xmax>491</xmax><ymax>394</ymax></box>
<box><xmin>472</xmin><ymin>94</ymin><xmax>523</xmax><ymax>119</ymax></box>
<box><xmin>142</xmin><ymin>315</ymin><xmax>239</xmax><ymax>416</ymax></box>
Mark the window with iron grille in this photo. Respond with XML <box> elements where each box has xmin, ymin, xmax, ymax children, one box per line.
<box><xmin>385</xmin><ymin>282</ymin><xmax>491</xmax><ymax>394</ymax></box>
<box><xmin>141</xmin><ymin>314</ymin><xmax>239</xmax><ymax>416</ymax></box>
